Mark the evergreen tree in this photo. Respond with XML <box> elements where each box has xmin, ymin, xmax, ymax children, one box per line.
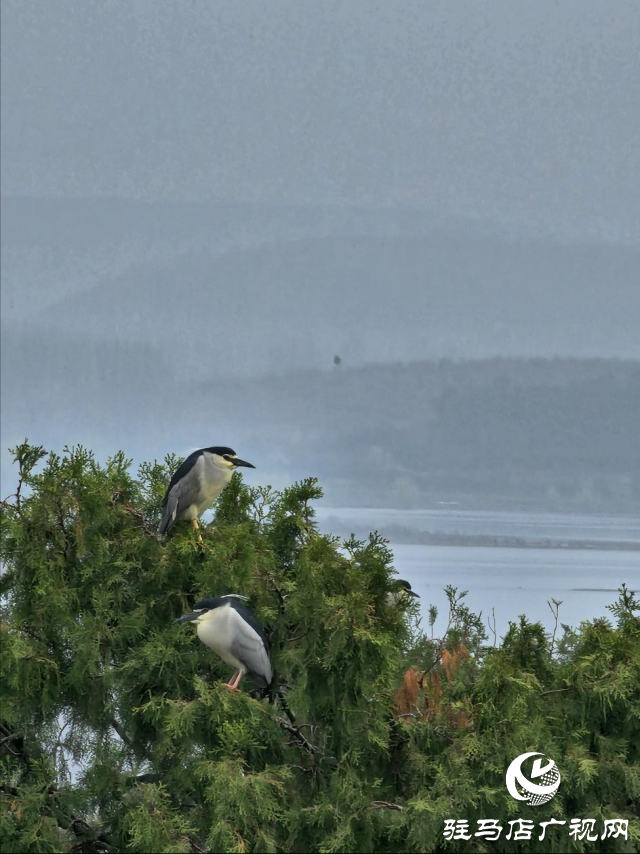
<box><xmin>1</xmin><ymin>442</ymin><xmax>638</xmax><ymax>853</ymax></box>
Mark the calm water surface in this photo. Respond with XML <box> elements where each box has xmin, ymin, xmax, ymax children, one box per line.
<box><xmin>317</xmin><ymin>507</ymin><xmax>640</xmax><ymax>637</ymax></box>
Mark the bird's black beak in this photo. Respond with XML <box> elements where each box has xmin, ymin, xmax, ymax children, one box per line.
<box><xmin>174</xmin><ymin>611</ymin><xmax>202</xmax><ymax>624</ymax></box>
<box><xmin>397</xmin><ymin>579</ymin><xmax>420</xmax><ymax>598</ymax></box>
<box><xmin>233</xmin><ymin>458</ymin><xmax>255</xmax><ymax>469</ymax></box>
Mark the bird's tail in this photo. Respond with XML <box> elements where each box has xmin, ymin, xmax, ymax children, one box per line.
<box><xmin>254</xmin><ymin>671</ymin><xmax>288</xmax><ymax>708</ymax></box>
<box><xmin>158</xmin><ymin>496</ymin><xmax>178</xmax><ymax>537</ymax></box>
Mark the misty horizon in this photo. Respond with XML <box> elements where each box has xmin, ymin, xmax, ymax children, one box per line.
<box><xmin>1</xmin><ymin>1</ymin><xmax>639</xmax><ymax>520</ymax></box>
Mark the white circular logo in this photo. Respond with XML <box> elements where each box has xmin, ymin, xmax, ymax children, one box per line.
<box><xmin>506</xmin><ymin>752</ymin><xmax>561</xmax><ymax>806</ymax></box>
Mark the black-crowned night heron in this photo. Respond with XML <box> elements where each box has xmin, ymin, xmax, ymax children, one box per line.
<box><xmin>158</xmin><ymin>446</ymin><xmax>255</xmax><ymax>537</ymax></box>
<box><xmin>175</xmin><ymin>595</ymin><xmax>272</xmax><ymax>691</ymax></box>
<box><xmin>387</xmin><ymin>578</ymin><xmax>420</xmax><ymax>606</ymax></box>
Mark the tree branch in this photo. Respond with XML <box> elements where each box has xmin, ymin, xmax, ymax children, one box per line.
<box><xmin>548</xmin><ymin>598</ymin><xmax>563</xmax><ymax>656</ymax></box>
<box><xmin>110</xmin><ymin>717</ymin><xmax>134</xmax><ymax>749</ymax></box>
<box><xmin>121</xmin><ymin>501</ymin><xmax>157</xmax><ymax>537</ymax></box>
<box><xmin>487</xmin><ymin>607</ymin><xmax>497</xmax><ymax>647</ymax></box>
<box><xmin>276</xmin><ymin>717</ymin><xmax>321</xmax><ymax>755</ymax></box>
<box><xmin>540</xmin><ymin>686</ymin><xmax>577</xmax><ymax>697</ymax></box>
<box><xmin>367</xmin><ymin>800</ymin><xmax>404</xmax><ymax>812</ymax></box>
<box><xmin>0</xmin><ymin>722</ymin><xmax>25</xmax><ymax>758</ymax></box>
<box><xmin>1</xmin><ymin>722</ymin><xmax>113</xmax><ymax>854</ymax></box>
<box><xmin>277</xmin><ymin>688</ymin><xmax>297</xmax><ymax>725</ymax></box>
<box><xmin>127</xmin><ymin>772</ymin><xmax>163</xmax><ymax>784</ymax></box>
<box><xmin>67</xmin><ymin>815</ymin><xmax>112</xmax><ymax>853</ymax></box>
<box><xmin>434</xmin><ymin>726</ymin><xmax>454</xmax><ymax>744</ymax></box>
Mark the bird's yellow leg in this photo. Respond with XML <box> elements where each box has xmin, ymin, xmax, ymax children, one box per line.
<box><xmin>191</xmin><ymin>518</ymin><xmax>203</xmax><ymax>545</ymax></box>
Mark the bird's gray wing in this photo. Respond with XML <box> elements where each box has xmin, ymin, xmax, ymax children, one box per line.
<box><xmin>158</xmin><ymin>455</ymin><xmax>205</xmax><ymax>535</ymax></box>
<box><xmin>158</xmin><ymin>487</ymin><xmax>180</xmax><ymax>535</ymax></box>
<box><xmin>229</xmin><ymin>609</ymin><xmax>272</xmax><ymax>686</ymax></box>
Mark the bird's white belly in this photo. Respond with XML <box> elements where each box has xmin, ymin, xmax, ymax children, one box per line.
<box><xmin>194</xmin><ymin>459</ymin><xmax>233</xmax><ymax>515</ymax></box>
<box><xmin>182</xmin><ymin>489</ymin><xmax>220</xmax><ymax>521</ymax></box>
<box><xmin>196</xmin><ymin>480</ymin><xmax>225</xmax><ymax>513</ymax></box>
<box><xmin>197</xmin><ymin>606</ymin><xmax>245</xmax><ymax>672</ymax></box>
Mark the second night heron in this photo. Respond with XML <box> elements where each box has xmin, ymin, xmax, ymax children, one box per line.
<box><xmin>387</xmin><ymin>579</ymin><xmax>420</xmax><ymax>607</ymax></box>
<box><xmin>175</xmin><ymin>595</ymin><xmax>272</xmax><ymax>691</ymax></box>
<box><xmin>158</xmin><ymin>446</ymin><xmax>255</xmax><ymax>537</ymax></box>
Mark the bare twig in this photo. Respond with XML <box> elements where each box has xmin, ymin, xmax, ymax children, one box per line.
<box><xmin>487</xmin><ymin>607</ymin><xmax>497</xmax><ymax>646</ymax></box>
<box><xmin>434</xmin><ymin>726</ymin><xmax>454</xmax><ymax>744</ymax></box>
<box><xmin>419</xmin><ymin>603</ymin><xmax>456</xmax><ymax>682</ymax></box>
<box><xmin>15</xmin><ymin>470</ymin><xmax>24</xmax><ymax>513</ymax></box>
<box><xmin>110</xmin><ymin>717</ymin><xmax>134</xmax><ymax>749</ymax></box>
<box><xmin>55</xmin><ymin>501</ymin><xmax>71</xmax><ymax>559</ymax></box>
<box><xmin>0</xmin><ymin>723</ymin><xmax>24</xmax><ymax>757</ymax></box>
<box><xmin>121</xmin><ymin>501</ymin><xmax>156</xmax><ymax>537</ymax></box>
<box><xmin>52</xmin><ymin>719</ymin><xmax>72</xmax><ymax>770</ymax></box>
<box><xmin>276</xmin><ymin>688</ymin><xmax>297</xmax><ymax>726</ymax></box>
<box><xmin>368</xmin><ymin>801</ymin><xmax>404</xmax><ymax>813</ymax></box>
<box><xmin>276</xmin><ymin>717</ymin><xmax>321</xmax><ymax>755</ymax></box>
<box><xmin>128</xmin><ymin>772</ymin><xmax>162</xmax><ymax>784</ymax></box>
<box><xmin>256</xmin><ymin>566</ymin><xmax>287</xmax><ymax>614</ymax></box>
<box><xmin>548</xmin><ymin>598</ymin><xmax>563</xmax><ymax>656</ymax></box>
<box><xmin>540</xmin><ymin>686</ymin><xmax>577</xmax><ymax>697</ymax></box>
<box><xmin>287</xmin><ymin>630</ymin><xmax>310</xmax><ymax>643</ymax></box>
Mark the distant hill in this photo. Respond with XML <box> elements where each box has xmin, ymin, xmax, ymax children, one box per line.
<box><xmin>0</xmin><ymin>195</ymin><xmax>492</xmax><ymax>320</ymax></box>
<box><xmin>192</xmin><ymin>358</ymin><xmax>640</xmax><ymax>510</ymax></box>
<box><xmin>3</xmin><ymin>196</ymin><xmax>638</xmax><ymax>510</ymax></box>
<box><xmin>3</xmin><ymin>196</ymin><xmax>640</xmax><ymax>375</ymax></box>
<box><xmin>2</xmin><ymin>336</ymin><xmax>638</xmax><ymax>512</ymax></box>
<box><xmin>27</xmin><ymin>232</ymin><xmax>640</xmax><ymax>377</ymax></box>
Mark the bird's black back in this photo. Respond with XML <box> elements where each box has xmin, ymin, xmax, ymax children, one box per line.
<box><xmin>162</xmin><ymin>447</ymin><xmax>236</xmax><ymax>507</ymax></box>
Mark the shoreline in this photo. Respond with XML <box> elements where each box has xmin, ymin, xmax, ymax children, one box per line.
<box><xmin>321</xmin><ymin>524</ymin><xmax>640</xmax><ymax>552</ymax></box>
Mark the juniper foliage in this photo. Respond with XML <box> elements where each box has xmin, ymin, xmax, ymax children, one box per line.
<box><xmin>1</xmin><ymin>442</ymin><xmax>638</xmax><ymax>853</ymax></box>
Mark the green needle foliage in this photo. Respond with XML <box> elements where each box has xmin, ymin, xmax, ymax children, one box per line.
<box><xmin>1</xmin><ymin>442</ymin><xmax>638</xmax><ymax>853</ymax></box>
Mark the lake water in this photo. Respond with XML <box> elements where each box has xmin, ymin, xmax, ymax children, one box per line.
<box><xmin>317</xmin><ymin>506</ymin><xmax>640</xmax><ymax>544</ymax></box>
<box><xmin>316</xmin><ymin>507</ymin><xmax>640</xmax><ymax>638</ymax></box>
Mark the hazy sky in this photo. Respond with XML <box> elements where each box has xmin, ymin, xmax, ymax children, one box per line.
<box><xmin>1</xmin><ymin>3</ymin><xmax>639</xmax><ymax>514</ymax></box>
<box><xmin>2</xmin><ymin>0</ymin><xmax>639</xmax><ymax>242</ymax></box>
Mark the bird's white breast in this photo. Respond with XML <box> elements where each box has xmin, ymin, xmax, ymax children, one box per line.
<box><xmin>196</xmin><ymin>453</ymin><xmax>233</xmax><ymax>512</ymax></box>
<box><xmin>196</xmin><ymin>604</ymin><xmax>245</xmax><ymax>671</ymax></box>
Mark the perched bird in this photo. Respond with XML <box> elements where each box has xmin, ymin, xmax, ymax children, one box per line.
<box><xmin>158</xmin><ymin>447</ymin><xmax>255</xmax><ymax>537</ymax></box>
<box><xmin>175</xmin><ymin>595</ymin><xmax>272</xmax><ymax>691</ymax></box>
<box><xmin>387</xmin><ymin>579</ymin><xmax>420</xmax><ymax>606</ymax></box>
